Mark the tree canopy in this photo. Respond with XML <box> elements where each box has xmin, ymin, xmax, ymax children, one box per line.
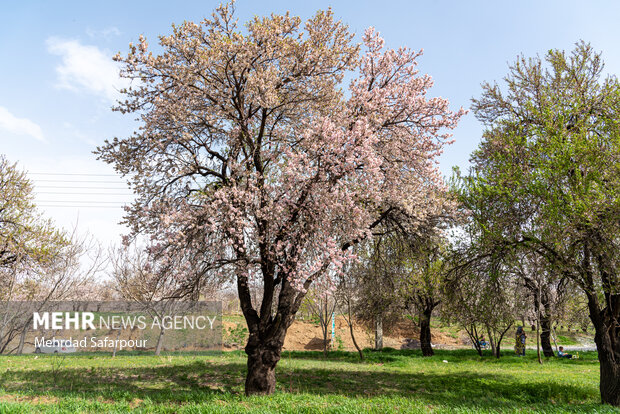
<box><xmin>457</xmin><ymin>42</ymin><xmax>620</xmax><ymax>405</ymax></box>
<box><xmin>96</xmin><ymin>3</ymin><xmax>463</xmax><ymax>395</ymax></box>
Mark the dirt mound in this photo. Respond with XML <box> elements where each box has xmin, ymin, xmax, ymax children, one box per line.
<box><xmin>225</xmin><ymin>316</ymin><xmax>465</xmax><ymax>351</ymax></box>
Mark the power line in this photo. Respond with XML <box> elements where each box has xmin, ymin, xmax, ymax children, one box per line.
<box><xmin>34</xmin><ymin>186</ymin><xmax>130</xmax><ymax>189</ymax></box>
<box><xmin>38</xmin><ymin>205</ymin><xmax>127</xmax><ymax>209</ymax></box>
<box><xmin>28</xmin><ymin>173</ymin><xmax>120</xmax><ymax>177</ymax></box>
<box><xmin>30</xmin><ymin>179</ymin><xmax>127</xmax><ymax>184</ymax></box>
<box><xmin>39</xmin><ymin>200</ymin><xmax>131</xmax><ymax>204</ymax></box>
<box><xmin>35</xmin><ymin>192</ymin><xmax>133</xmax><ymax>195</ymax></box>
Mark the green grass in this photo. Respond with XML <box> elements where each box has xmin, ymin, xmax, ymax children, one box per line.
<box><xmin>555</xmin><ymin>335</ymin><xmax>581</xmax><ymax>346</ymax></box>
<box><xmin>0</xmin><ymin>349</ymin><xmax>617</xmax><ymax>413</ymax></box>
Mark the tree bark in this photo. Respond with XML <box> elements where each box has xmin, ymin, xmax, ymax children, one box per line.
<box><xmin>112</xmin><ymin>329</ymin><xmax>121</xmax><ymax>358</ymax></box>
<box><xmin>17</xmin><ymin>322</ymin><xmax>28</xmax><ymax>355</ymax></box>
<box><xmin>419</xmin><ymin>306</ymin><xmax>434</xmax><ymax>357</ymax></box>
<box><xmin>540</xmin><ymin>290</ymin><xmax>554</xmax><ymax>357</ymax></box>
<box><xmin>493</xmin><ymin>323</ymin><xmax>513</xmax><ymax>359</ymax></box>
<box><xmin>599</xmin><ymin>348</ymin><xmax>620</xmax><ymax>406</ymax></box>
<box><xmin>540</xmin><ymin>313</ymin><xmax>554</xmax><ymax>357</ymax></box>
<box><xmin>486</xmin><ymin>325</ymin><xmax>496</xmax><ymax>357</ymax></box>
<box><xmin>155</xmin><ymin>328</ymin><xmax>165</xmax><ymax>356</ymax></box>
<box><xmin>587</xmin><ymin>292</ymin><xmax>620</xmax><ymax>406</ymax></box>
<box><xmin>320</xmin><ymin>301</ymin><xmax>329</xmax><ymax>357</ymax></box>
<box><xmin>239</xmin><ymin>268</ymin><xmax>297</xmax><ymax>396</ymax></box>
<box><xmin>349</xmin><ymin>321</ymin><xmax>364</xmax><ymax>361</ymax></box>
<box><xmin>375</xmin><ymin>314</ymin><xmax>383</xmax><ymax>350</ymax></box>
<box><xmin>343</xmin><ymin>298</ymin><xmax>364</xmax><ymax>361</ymax></box>
<box><xmin>532</xmin><ymin>286</ymin><xmax>555</xmax><ymax>358</ymax></box>
<box><xmin>536</xmin><ymin>287</ymin><xmax>542</xmax><ymax>364</ymax></box>
<box><xmin>238</xmin><ymin>210</ymin><xmax>390</xmax><ymax>395</ymax></box>
<box><xmin>582</xmin><ymin>242</ymin><xmax>620</xmax><ymax>406</ymax></box>
<box><xmin>465</xmin><ymin>324</ymin><xmax>483</xmax><ymax>356</ymax></box>
<box><xmin>245</xmin><ymin>340</ymin><xmax>282</xmax><ymax>396</ymax></box>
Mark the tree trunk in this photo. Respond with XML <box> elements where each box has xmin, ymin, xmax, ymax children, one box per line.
<box><xmin>539</xmin><ymin>289</ymin><xmax>554</xmax><ymax>357</ymax></box>
<box><xmin>419</xmin><ymin>307</ymin><xmax>433</xmax><ymax>357</ymax></box>
<box><xmin>551</xmin><ymin>324</ymin><xmax>559</xmax><ymax>354</ymax></box>
<box><xmin>486</xmin><ymin>325</ymin><xmax>496</xmax><ymax>357</ymax></box>
<box><xmin>245</xmin><ymin>341</ymin><xmax>282</xmax><ymax>396</ymax></box>
<box><xmin>591</xmin><ymin>315</ymin><xmax>620</xmax><ymax>406</ymax></box>
<box><xmin>465</xmin><ymin>324</ymin><xmax>483</xmax><ymax>356</ymax></box>
<box><xmin>238</xmin><ymin>270</ymin><xmax>300</xmax><ymax>396</ymax></box>
<box><xmin>321</xmin><ymin>301</ymin><xmax>329</xmax><ymax>357</ymax></box>
<box><xmin>375</xmin><ymin>314</ymin><xmax>383</xmax><ymax>350</ymax></box>
<box><xmin>532</xmin><ymin>287</ymin><xmax>543</xmax><ymax>363</ymax></box>
<box><xmin>344</xmin><ymin>299</ymin><xmax>364</xmax><ymax>361</ymax></box>
<box><xmin>586</xmin><ymin>292</ymin><xmax>620</xmax><ymax>406</ymax></box>
<box><xmin>17</xmin><ymin>323</ymin><xmax>28</xmax><ymax>355</ymax></box>
<box><xmin>155</xmin><ymin>328</ymin><xmax>165</xmax><ymax>356</ymax></box>
<box><xmin>349</xmin><ymin>321</ymin><xmax>364</xmax><ymax>361</ymax></box>
<box><xmin>536</xmin><ymin>303</ymin><xmax>542</xmax><ymax>364</ymax></box>
<box><xmin>599</xmin><ymin>348</ymin><xmax>620</xmax><ymax>406</ymax></box>
<box><xmin>112</xmin><ymin>329</ymin><xmax>121</xmax><ymax>358</ymax></box>
<box><xmin>493</xmin><ymin>323</ymin><xmax>512</xmax><ymax>359</ymax></box>
<box><xmin>540</xmin><ymin>314</ymin><xmax>554</xmax><ymax>357</ymax></box>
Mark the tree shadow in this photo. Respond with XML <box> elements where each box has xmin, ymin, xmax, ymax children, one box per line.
<box><xmin>1</xmin><ymin>360</ymin><xmax>233</xmax><ymax>402</ymax></box>
<box><xmin>279</xmin><ymin>348</ymin><xmax>600</xmax><ymax>365</ymax></box>
<box><xmin>0</xmin><ymin>354</ymin><xmax>600</xmax><ymax>410</ymax></box>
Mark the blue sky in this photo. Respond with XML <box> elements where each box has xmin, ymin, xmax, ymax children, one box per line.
<box><xmin>1</xmin><ymin>0</ymin><xmax>619</xmax><ymax>247</ymax></box>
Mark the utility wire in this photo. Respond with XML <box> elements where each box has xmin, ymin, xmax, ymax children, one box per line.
<box><xmin>34</xmin><ymin>186</ymin><xmax>130</xmax><ymax>189</ymax></box>
<box><xmin>38</xmin><ymin>205</ymin><xmax>127</xmax><ymax>209</ymax></box>
<box><xmin>39</xmin><ymin>200</ymin><xmax>129</xmax><ymax>204</ymax></box>
<box><xmin>30</xmin><ymin>179</ymin><xmax>127</xmax><ymax>184</ymax></box>
<box><xmin>28</xmin><ymin>173</ymin><xmax>120</xmax><ymax>177</ymax></box>
<box><xmin>35</xmin><ymin>192</ymin><xmax>133</xmax><ymax>195</ymax></box>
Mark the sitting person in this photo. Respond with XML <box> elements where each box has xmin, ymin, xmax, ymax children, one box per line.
<box><xmin>557</xmin><ymin>346</ymin><xmax>573</xmax><ymax>358</ymax></box>
<box><xmin>478</xmin><ymin>335</ymin><xmax>488</xmax><ymax>348</ymax></box>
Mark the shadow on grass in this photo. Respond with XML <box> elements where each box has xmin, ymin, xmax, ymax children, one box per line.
<box><xmin>279</xmin><ymin>348</ymin><xmax>600</xmax><ymax>365</ymax></box>
<box><xmin>0</xmin><ymin>351</ymin><xmax>600</xmax><ymax>411</ymax></box>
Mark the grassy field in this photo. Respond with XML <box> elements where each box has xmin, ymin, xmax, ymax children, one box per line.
<box><xmin>0</xmin><ymin>349</ymin><xmax>617</xmax><ymax>413</ymax></box>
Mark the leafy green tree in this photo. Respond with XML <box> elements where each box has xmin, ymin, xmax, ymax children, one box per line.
<box><xmin>350</xmin><ymin>237</ymin><xmax>405</xmax><ymax>350</ymax></box>
<box><xmin>353</xmin><ymin>221</ymin><xmax>451</xmax><ymax>356</ymax></box>
<box><xmin>446</xmin><ymin>246</ymin><xmax>519</xmax><ymax>358</ymax></box>
<box><xmin>0</xmin><ymin>155</ymin><xmax>66</xmax><ymax>283</ymax></box>
<box><xmin>0</xmin><ymin>155</ymin><xmax>85</xmax><ymax>354</ymax></box>
<box><xmin>510</xmin><ymin>251</ymin><xmax>568</xmax><ymax>358</ymax></box>
<box><xmin>459</xmin><ymin>42</ymin><xmax>620</xmax><ymax>405</ymax></box>
<box><xmin>400</xmin><ymin>237</ymin><xmax>447</xmax><ymax>357</ymax></box>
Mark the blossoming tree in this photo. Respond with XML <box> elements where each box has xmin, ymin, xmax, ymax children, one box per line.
<box><xmin>97</xmin><ymin>3</ymin><xmax>463</xmax><ymax>395</ymax></box>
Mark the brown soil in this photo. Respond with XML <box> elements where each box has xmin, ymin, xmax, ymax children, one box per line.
<box><xmin>224</xmin><ymin>316</ymin><xmax>465</xmax><ymax>352</ymax></box>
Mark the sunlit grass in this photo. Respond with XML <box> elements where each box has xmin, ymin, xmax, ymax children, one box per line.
<box><xmin>0</xmin><ymin>349</ymin><xmax>617</xmax><ymax>413</ymax></box>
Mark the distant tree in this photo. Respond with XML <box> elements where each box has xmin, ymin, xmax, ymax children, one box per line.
<box><xmin>0</xmin><ymin>155</ymin><xmax>66</xmax><ymax>278</ymax></box>
<box><xmin>0</xmin><ymin>157</ymin><xmax>103</xmax><ymax>354</ymax></box>
<box><xmin>351</xmin><ymin>237</ymin><xmax>405</xmax><ymax>351</ymax></box>
<box><xmin>110</xmin><ymin>241</ymin><xmax>223</xmax><ymax>355</ymax></box>
<box><xmin>557</xmin><ymin>289</ymin><xmax>591</xmax><ymax>334</ymax></box>
<box><xmin>352</xmin><ymin>214</ymin><xmax>453</xmax><ymax>357</ymax></box>
<box><xmin>460</xmin><ymin>42</ymin><xmax>620</xmax><ymax>404</ymax></box>
<box><xmin>510</xmin><ymin>252</ymin><xmax>568</xmax><ymax>358</ymax></box>
<box><xmin>446</xmin><ymin>251</ymin><xmax>518</xmax><ymax>358</ymax></box>
<box><xmin>400</xmin><ymin>237</ymin><xmax>448</xmax><ymax>357</ymax></box>
<box><xmin>304</xmin><ymin>288</ymin><xmax>337</xmax><ymax>357</ymax></box>
<box><xmin>334</xmin><ymin>268</ymin><xmax>364</xmax><ymax>360</ymax></box>
<box><xmin>110</xmin><ymin>243</ymin><xmax>174</xmax><ymax>355</ymax></box>
<box><xmin>96</xmin><ymin>3</ymin><xmax>463</xmax><ymax>394</ymax></box>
